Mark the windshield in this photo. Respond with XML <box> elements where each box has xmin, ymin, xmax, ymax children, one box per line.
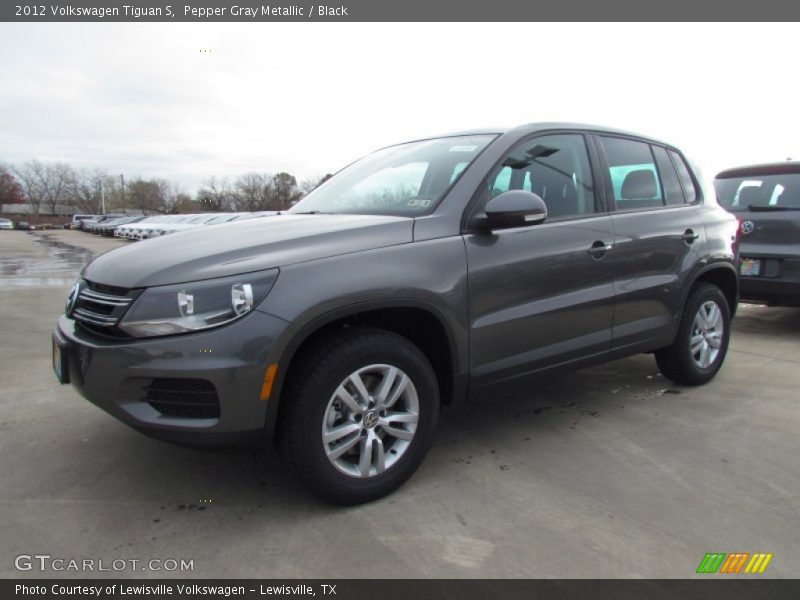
<box><xmin>715</xmin><ymin>174</ymin><xmax>800</xmax><ymax>210</ymax></box>
<box><xmin>289</xmin><ymin>135</ymin><xmax>496</xmax><ymax>217</ymax></box>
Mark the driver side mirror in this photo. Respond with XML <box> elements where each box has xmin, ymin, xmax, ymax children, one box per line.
<box><xmin>473</xmin><ymin>190</ymin><xmax>548</xmax><ymax>231</ymax></box>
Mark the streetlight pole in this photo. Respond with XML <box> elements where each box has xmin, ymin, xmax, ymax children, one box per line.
<box><xmin>120</xmin><ymin>174</ymin><xmax>126</xmax><ymax>214</ymax></box>
<box><xmin>100</xmin><ymin>180</ymin><xmax>106</xmax><ymax>215</ymax></box>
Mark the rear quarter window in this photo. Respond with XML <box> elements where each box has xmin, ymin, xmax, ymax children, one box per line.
<box><xmin>652</xmin><ymin>146</ymin><xmax>686</xmax><ymax>205</ymax></box>
<box><xmin>669</xmin><ymin>150</ymin><xmax>699</xmax><ymax>204</ymax></box>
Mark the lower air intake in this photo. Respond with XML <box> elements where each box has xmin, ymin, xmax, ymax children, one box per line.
<box><xmin>142</xmin><ymin>378</ymin><xmax>220</xmax><ymax>419</ymax></box>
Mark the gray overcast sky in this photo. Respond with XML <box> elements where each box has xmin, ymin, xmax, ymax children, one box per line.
<box><xmin>1</xmin><ymin>23</ymin><xmax>798</xmax><ymax>193</ymax></box>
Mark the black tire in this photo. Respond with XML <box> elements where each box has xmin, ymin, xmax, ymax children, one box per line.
<box><xmin>278</xmin><ymin>327</ymin><xmax>439</xmax><ymax>505</ymax></box>
<box><xmin>655</xmin><ymin>283</ymin><xmax>731</xmax><ymax>385</ymax></box>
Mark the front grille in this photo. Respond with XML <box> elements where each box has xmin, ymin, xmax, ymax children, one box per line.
<box><xmin>70</xmin><ymin>280</ymin><xmax>139</xmax><ymax>335</ymax></box>
<box><xmin>142</xmin><ymin>378</ymin><xmax>220</xmax><ymax>419</ymax></box>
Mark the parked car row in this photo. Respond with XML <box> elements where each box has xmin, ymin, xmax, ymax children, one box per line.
<box><xmin>73</xmin><ymin>214</ymin><xmax>125</xmax><ymax>233</ymax></box>
<box><xmin>74</xmin><ymin>212</ymin><xmax>278</xmax><ymax>240</ymax></box>
<box><xmin>0</xmin><ymin>218</ymin><xmax>37</xmax><ymax>230</ymax></box>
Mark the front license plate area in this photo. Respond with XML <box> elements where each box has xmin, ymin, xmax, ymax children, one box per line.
<box><xmin>740</xmin><ymin>258</ymin><xmax>761</xmax><ymax>277</ymax></box>
<box><xmin>52</xmin><ymin>336</ymin><xmax>70</xmax><ymax>384</ymax></box>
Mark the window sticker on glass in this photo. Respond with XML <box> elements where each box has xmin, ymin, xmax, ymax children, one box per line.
<box><xmin>449</xmin><ymin>145</ymin><xmax>478</xmax><ymax>152</ymax></box>
<box><xmin>407</xmin><ymin>198</ymin><xmax>432</xmax><ymax>208</ymax></box>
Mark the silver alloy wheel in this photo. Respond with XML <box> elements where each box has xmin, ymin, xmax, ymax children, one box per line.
<box><xmin>321</xmin><ymin>364</ymin><xmax>419</xmax><ymax>478</ymax></box>
<box><xmin>690</xmin><ymin>300</ymin><xmax>724</xmax><ymax>369</ymax></box>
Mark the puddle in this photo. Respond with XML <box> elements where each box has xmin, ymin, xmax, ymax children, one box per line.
<box><xmin>0</xmin><ymin>233</ymin><xmax>96</xmax><ymax>287</ymax></box>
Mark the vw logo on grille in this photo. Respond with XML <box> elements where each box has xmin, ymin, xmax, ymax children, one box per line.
<box><xmin>65</xmin><ymin>281</ymin><xmax>81</xmax><ymax>314</ymax></box>
<box><xmin>362</xmin><ymin>410</ymin><xmax>379</xmax><ymax>429</ymax></box>
<box><xmin>741</xmin><ymin>220</ymin><xmax>755</xmax><ymax>235</ymax></box>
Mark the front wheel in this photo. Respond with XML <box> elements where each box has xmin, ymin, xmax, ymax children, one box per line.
<box><xmin>279</xmin><ymin>327</ymin><xmax>439</xmax><ymax>505</ymax></box>
<box><xmin>656</xmin><ymin>283</ymin><xmax>731</xmax><ymax>385</ymax></box>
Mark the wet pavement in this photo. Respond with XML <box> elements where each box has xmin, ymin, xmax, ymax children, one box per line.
<box><xmin>0</xmin><ymin>230</ymin><xmax>798</xmax><ymax>578</ymax></box>
<box><xmin>0</xmin><ymin>232</ymin><xmax>98</xmax><ymax>287</ymax></box>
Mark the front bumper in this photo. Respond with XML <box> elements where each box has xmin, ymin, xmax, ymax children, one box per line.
<box><xmin>53</xmin><ymin>310</ymin><xmax>289</xmax><ymax>447</ymax></box>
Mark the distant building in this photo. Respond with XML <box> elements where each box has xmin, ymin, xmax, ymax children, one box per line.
<box><xmin>1</xmin><ymin>204</ymin><xmax>76</xmax><ymax>215</ymax></box>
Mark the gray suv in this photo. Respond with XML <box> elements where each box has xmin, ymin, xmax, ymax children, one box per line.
<box><xmin>715</xmin><ymin>162</ymin><xmax>800</xmax><ymax>306</ymax></box>
<box><xmin>52</xmin><ymin>123</ymin><xmax>739</xmax><ymax>504</ymax></box>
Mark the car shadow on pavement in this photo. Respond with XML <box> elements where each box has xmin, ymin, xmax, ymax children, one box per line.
<box><xmin>62</xmin><ymin>351</ymin><xmax>670</xmax><ymax>515</ymax></box>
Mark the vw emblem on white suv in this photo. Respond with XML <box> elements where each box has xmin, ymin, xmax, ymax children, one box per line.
<box><xmin>741</xmin><ymin>220</ymin><xmax>755</xmax><ymax>235</ymax></box>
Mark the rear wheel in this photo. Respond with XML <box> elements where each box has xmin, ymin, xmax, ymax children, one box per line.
<box><xmin>656</xmin><ymin>283</ymin><xmax>731</xmax><ymax>385</ymax></box>
<box><xmin>279</xmin><ymin>327</ymin><xmax>439</xmax><ymax>505</ymax></box>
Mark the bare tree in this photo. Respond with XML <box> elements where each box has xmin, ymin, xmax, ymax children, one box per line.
<box><xmin>11</xmin><ymin>160</ymin><xmax>46</xmax><ymax>215</ymax></box>
<box><xmin>235</xmin><ymin>172</ymin><xmax>273</xmax><ymax>211</ymax></box>
<box><xmin>71</xmin><ymin>169</ymin><xmax>116</xmax><ymax>214</ymax></box>
<box><xmin>127</xmin><ymin>178</ymin><xmax>162</xmax><ymax>215</ymax></box>
<box><xmin>36</xmin><ymin>162</ymin><xmax>75</xmax><ymax>214</ymax></box>
<box><xmin>7</xmin><ymin>160</ymin><xmax>308</xmax><ymax>216</ymax></box>
<box><xmin>270</xmin><ymin>172</ymin><xmax>299</xmax><ymax>210</ymax></box>
<box><xmin>197</xmin><ymin>176</ymin><xmax>236</xmax><ymax>212</ymax></box>
<box><xmin>173</xmin><ymin>192</ymin><xmax>196</xmax><ymax>214</ymax></box>
<box><xmin>155</xmin><ymin>180</ymin><xmax>187</xmax><ymax>214</ymax></box>
<box><xmin>298</xmin><ymin>173</ymin><xmax>333</xmax><ymax>198</ymax></box>
<box><xmin>126</xmin><ymin>178</ymin><xmax>184</xmax><ymax>215</ymax></box>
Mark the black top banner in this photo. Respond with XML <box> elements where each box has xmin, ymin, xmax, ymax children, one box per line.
<box><xmin>3</xmin><ymin>0</ymin><xmax>800</xmax><ymax>21</ymax></box>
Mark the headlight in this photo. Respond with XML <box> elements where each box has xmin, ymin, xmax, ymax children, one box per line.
<box><xmin>118</xmin><ymin>269</ymin><xmax>278</xmax><ymax>338</ymax></box>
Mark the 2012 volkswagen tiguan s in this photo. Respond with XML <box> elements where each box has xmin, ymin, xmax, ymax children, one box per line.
<box><xmin>53</xmin><ymin>123</ymin><xmax>739</xmax><ymax>504</ymax></box>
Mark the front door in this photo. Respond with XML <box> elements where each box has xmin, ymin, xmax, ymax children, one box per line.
<box><xmin>464</xmin><ymin>133</ymin><xmax>616</xmax><ymax>388</ymax></box>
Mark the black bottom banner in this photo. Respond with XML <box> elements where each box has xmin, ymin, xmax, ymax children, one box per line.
<box><xmin>3</xmin><ymin>579</ymin><xmax>800</xmax><ymax>600</ymax></box>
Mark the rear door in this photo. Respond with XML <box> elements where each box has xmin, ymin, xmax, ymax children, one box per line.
<box><xmin>464</xmin><ymin>132</ymin><xmax>616</xmax><ymax>387</ymax></box>
<box><xmin>593</xmin><ymin>135</ymin><xmax>705</xmax><ymax>355</ymax></box>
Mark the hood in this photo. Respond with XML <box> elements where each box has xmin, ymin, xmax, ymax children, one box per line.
<box><xmin>83</xmin><ymin>214</ymin><xmax>414</xmax><ymax>288</ymax></box>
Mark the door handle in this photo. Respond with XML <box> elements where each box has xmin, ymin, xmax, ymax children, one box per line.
<box><xmin>588</xmin><ymin>240</ymin><xmax>613</xmax><ymax>258</ymax></box>
<box><xmin>682</xmin><ymin>229</ymin><xmax>700</xmax><ymax>244</ymax></box>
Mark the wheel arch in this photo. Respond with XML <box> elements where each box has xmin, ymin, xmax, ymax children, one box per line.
<box><xmin>263</xmin><ymin>299</ymin><xmax>465</xmax><ymax>441</ymax></box>
<box><xmin>685</xmin><ymin>262</ymin><xmax>739</xmax><ymax>317</ymax></box>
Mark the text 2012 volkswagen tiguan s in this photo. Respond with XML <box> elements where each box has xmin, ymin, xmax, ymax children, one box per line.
<box><xmin>53</xmin><ymin>123</ymin><xmax>739</xmax><ymax>504</ymax></box>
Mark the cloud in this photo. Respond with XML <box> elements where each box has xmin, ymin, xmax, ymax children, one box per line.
<box><xmin>1</xmin><ymin>22</ymin><xmax>799</xmax><ymax>193</ymax></box>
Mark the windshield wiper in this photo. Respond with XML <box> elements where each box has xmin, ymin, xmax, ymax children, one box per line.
<box><xmin>747</xmin><ymin>205</ymin><xmax>800</xmax><ymax>211</ymax></box>
<box><xmin>291</xmin><ymin>210</ymin><xmax>332</xmax><ymax>215</ymax></box>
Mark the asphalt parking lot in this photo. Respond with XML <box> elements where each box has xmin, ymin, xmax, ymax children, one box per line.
<box><xmin>1</xmin><ymin>230</ymin><xmax>798</xmax><ymax>578</ymax></box>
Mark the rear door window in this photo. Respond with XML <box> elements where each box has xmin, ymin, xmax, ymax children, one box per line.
<box><xmin>599</xmin><ymin>136</ymin><xmax>664</xmax><ymax>210</ymax></box>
